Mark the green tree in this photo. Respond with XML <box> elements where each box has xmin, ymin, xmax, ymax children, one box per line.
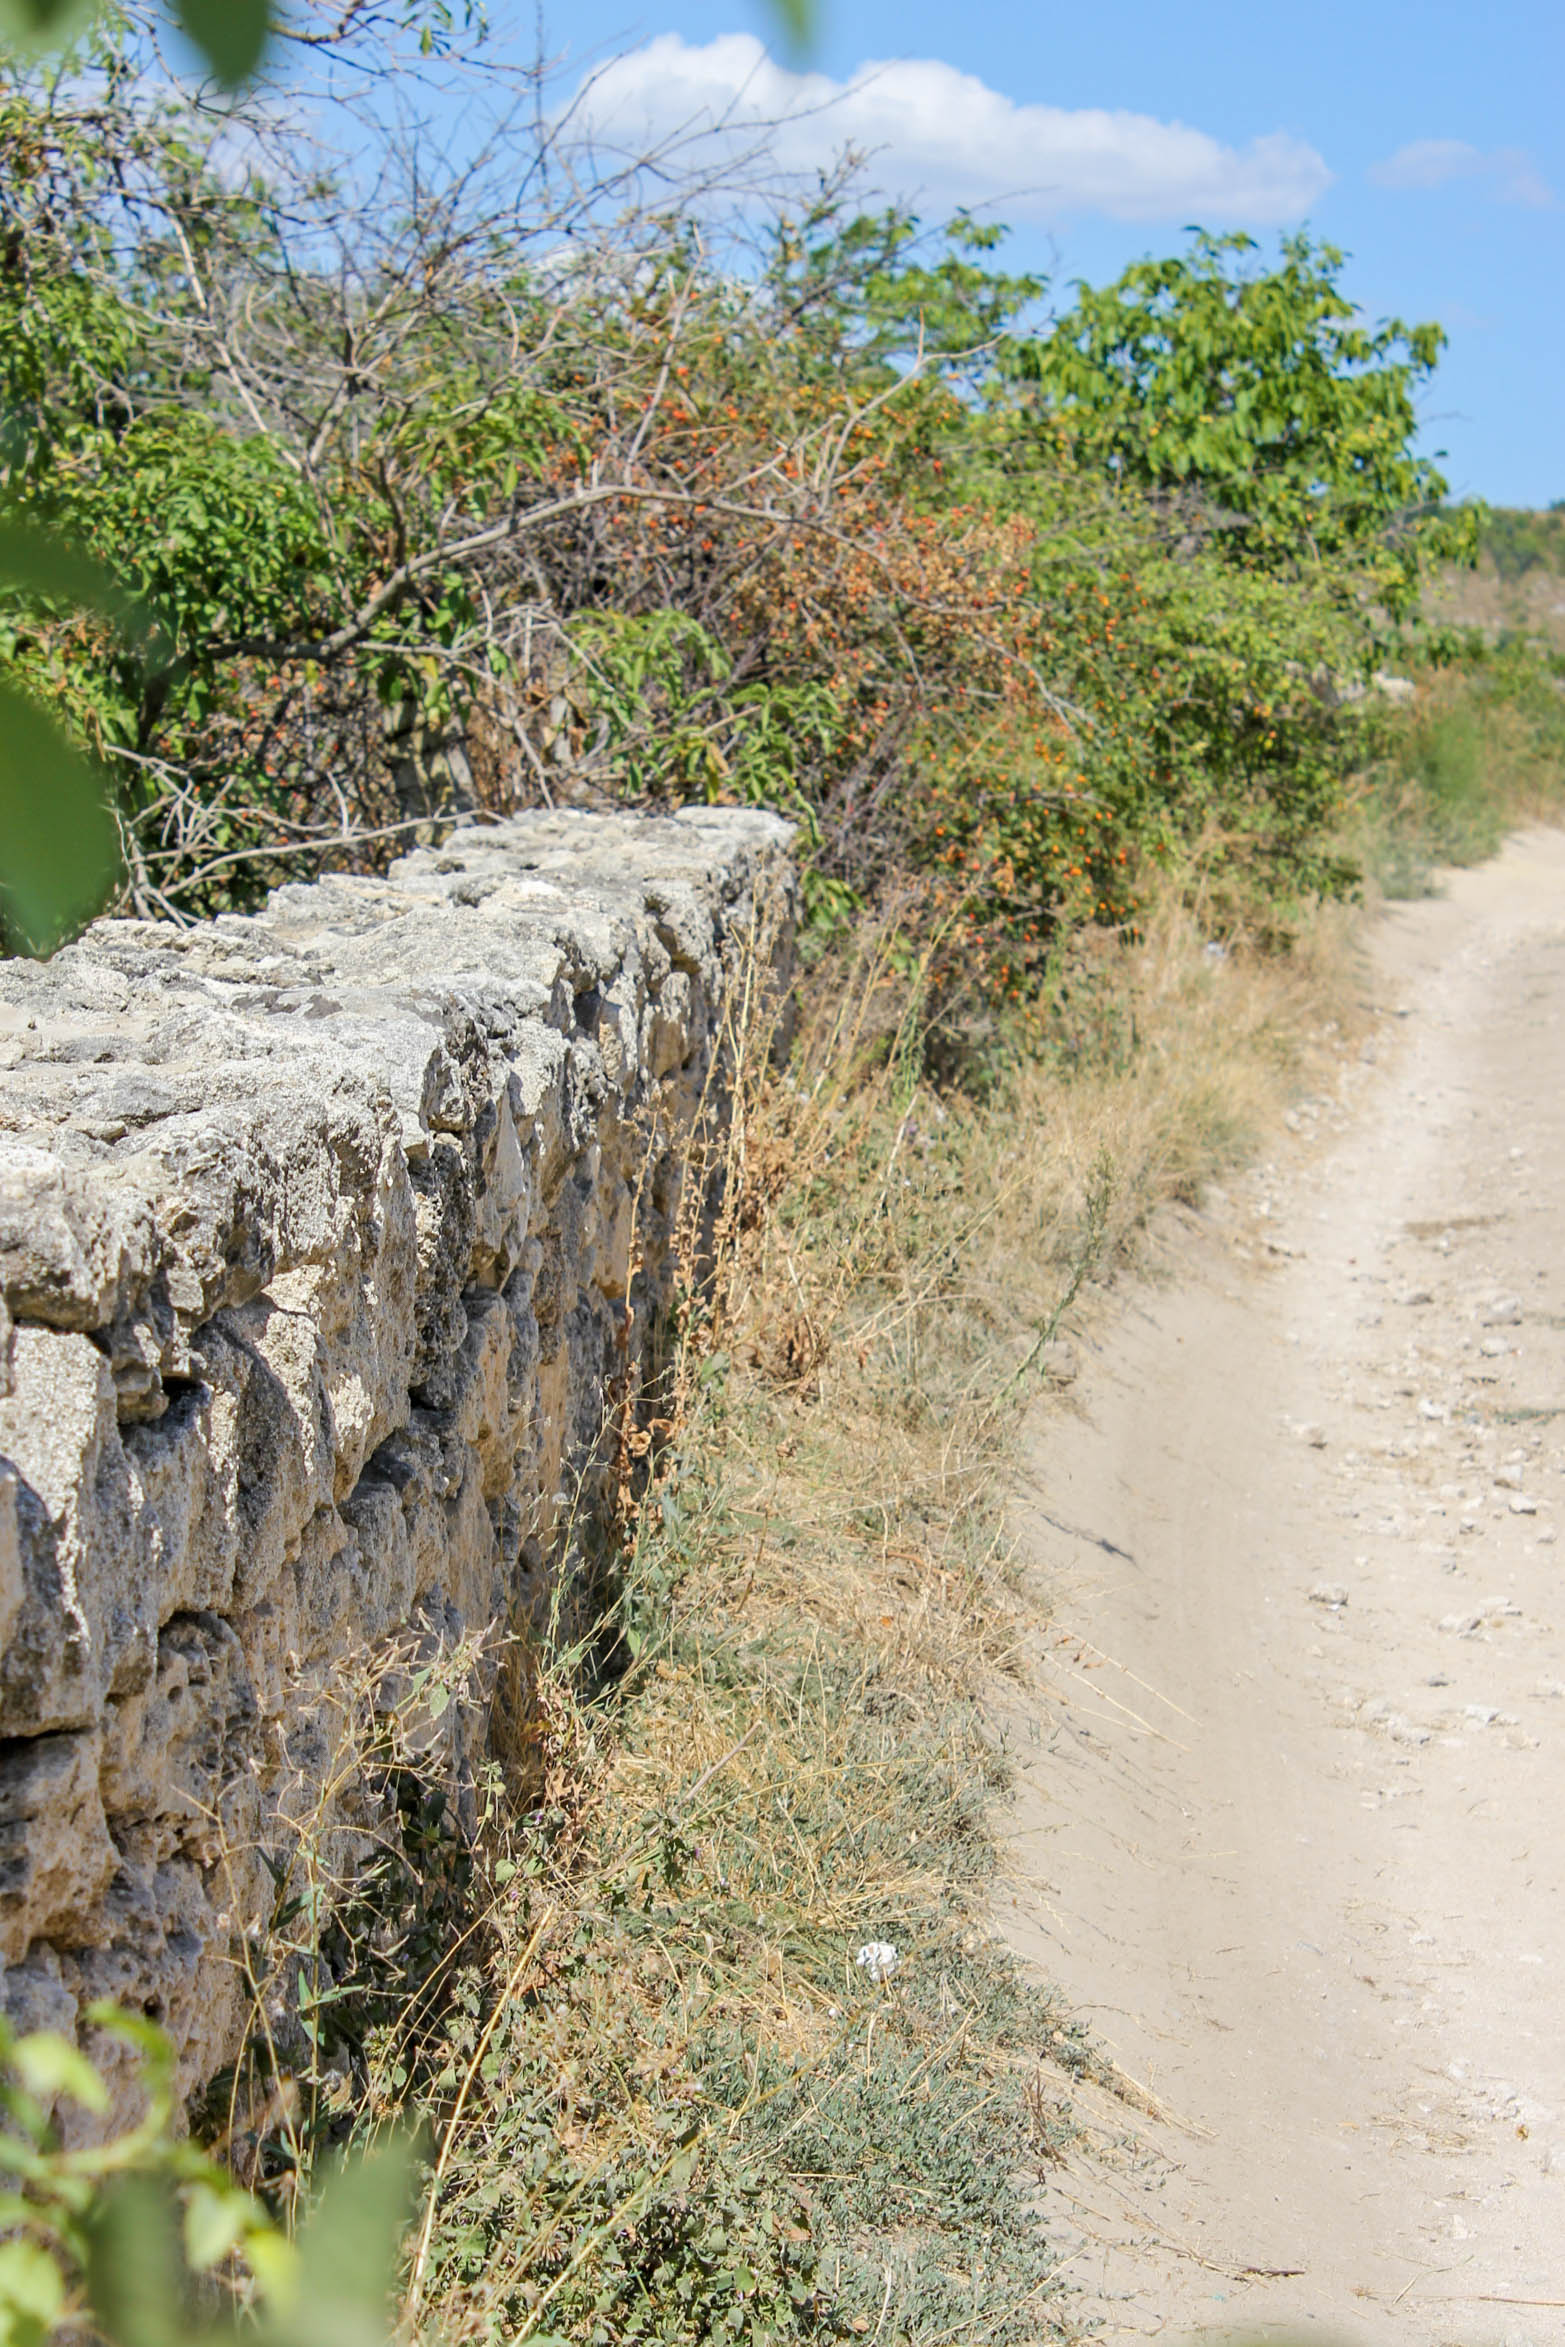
<box><xmin>1015</xmin><ymin>231</ymin><xmax>1461</xmax><ymax>606</ymax></box>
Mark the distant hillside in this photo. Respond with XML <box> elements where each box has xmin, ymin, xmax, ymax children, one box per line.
<box><xmin>1480</xmin><ymin>504</ymin><xmax>1565</xmax><ymax>581</ymax></box>
<box><xmin>1429</xmin><ymin>505</ymin><xmax>1565</xmax><ymax>649</ymax></box>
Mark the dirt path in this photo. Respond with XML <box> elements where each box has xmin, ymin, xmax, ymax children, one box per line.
<box><xmin>998</xmin><ymin>829</ymin><xmax>1565</xmax><ymax>2346</ymax></box>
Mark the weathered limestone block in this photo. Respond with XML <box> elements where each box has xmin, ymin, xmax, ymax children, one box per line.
<box><xmin>0</xmin><ymin>807</ymin><xmax>793</xmax><ymax>2106</ymax></box>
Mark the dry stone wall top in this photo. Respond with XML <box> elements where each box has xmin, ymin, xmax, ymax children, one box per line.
<box><xmin>0</xmin><ymin>806</ymin><xmax>793</xmax><ymax>2110</ymax></box>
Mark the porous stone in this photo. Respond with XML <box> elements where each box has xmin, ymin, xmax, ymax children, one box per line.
<box><xmin>0</xmin><ymin>807</ymin><xmax>793</xmax><ymax>2108</ymax></box>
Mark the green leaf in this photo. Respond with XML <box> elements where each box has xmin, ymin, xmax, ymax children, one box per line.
<box><xmin>264</xmin><ymin>2137</ymin><xmax>423</xmax><ymax>2347</ymax></box>
<box><xmin>83</xmin><ymin>2178</ymin><xmax>186</xmax><ymax>2347</ymax></box>
<box><xmin>175</xmin><ymin>0</ymin><xmax>272</xmax><ymax>86</ymax></box>
<box><xmin>0</xmin><ymin>0</ymin><xmax>95</xmax><ymax>57</ymax></box>
<box><xmin>80</xmin><ymin>2005</ymin><xmax>176</xmax><ymax>2137</ymax></box>
<box><xmin>0</xmin><ymin>2240</ymin><xmax>65</xmax><ymax>2347</ymax></box>
<box><xmin>240</xmin><ymin>2221</ymin><xmax>298</xmax><ymax>2309</ymax></box>
<box><xmin>81</xmin><ymin>2003</ymin><xmax>173</xmax><ymax>2064</ymax></box>
<box><xmin>0</xmin><ymin>520</ymin><xmax>146</xmax><ymax>642</ymax></box>
<box><xmin>182</xmin><ymin>2180</ymin><xmax>251</xmax><ymax>2274</ymax></box>
<box><xmin>765</xmin><ymin>0</ymin><xmax>816</xmax><ymax>52</ymax></box>
<box><xmin>11</xmin><ymin>2031</ymin><xmax>109</xmax><ymax>2116</ymax></box>
<box><xmin>0</xmin><ymin>680</ymin><xmax>122</xmax><ymax>958</ymax></box>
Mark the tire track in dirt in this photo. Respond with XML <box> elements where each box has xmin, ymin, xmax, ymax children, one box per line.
<box><xmin>997</xmin><ymin>828</ymin><xmax>1565</xmax><ymax>2345</ymax></box>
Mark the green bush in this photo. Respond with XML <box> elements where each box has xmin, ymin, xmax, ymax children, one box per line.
<box><xmin>0</xmin><ymin>26</ymin><xmax>1480</xmax><ymax>971</ymax></box>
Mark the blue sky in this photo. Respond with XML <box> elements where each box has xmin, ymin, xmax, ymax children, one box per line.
<box><xmin>530</xmin><ymin>0</ymin><xmax>1563</xmax><ymax>506</ymax></box>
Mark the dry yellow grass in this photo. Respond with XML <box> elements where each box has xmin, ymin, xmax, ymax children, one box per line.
<box><xmin>709</xmin><ymin>884</ymin><xmax>1360</xmax><ymax>1659</ymax></box>
<box><xmin>379</xmin><ymin>886</ymin><xmax>1368</xmax><ymax>2346</ymax></box>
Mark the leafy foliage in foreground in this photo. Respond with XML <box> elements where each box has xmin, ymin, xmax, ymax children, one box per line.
<box><xmin>0</xmin><ymin>2004</ymin><xmax>418</xmax><ymax>2347</ymax></box>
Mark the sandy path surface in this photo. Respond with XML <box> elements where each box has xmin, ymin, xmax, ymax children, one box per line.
<box><xmin>998</xmin><ymin>829</ymin><xmax>1565</xmax><ymax>2346</ymax></box>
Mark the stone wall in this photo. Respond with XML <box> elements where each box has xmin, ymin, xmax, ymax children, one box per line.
<box><xmin>0</xmin><ymin>807</ymin><xmax>793</xmax><ymax>2107</ymax></box>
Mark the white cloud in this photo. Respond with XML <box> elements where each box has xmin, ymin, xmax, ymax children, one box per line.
<box><xmin>568</xmin><ymin>34</ymin><xmax>1332</xmax><ymax>226</ymax></box>
<box><xmin>1370</xmin><ymin>139</ymin><xmax>1554</xmax><ymax>208</ymax></box>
